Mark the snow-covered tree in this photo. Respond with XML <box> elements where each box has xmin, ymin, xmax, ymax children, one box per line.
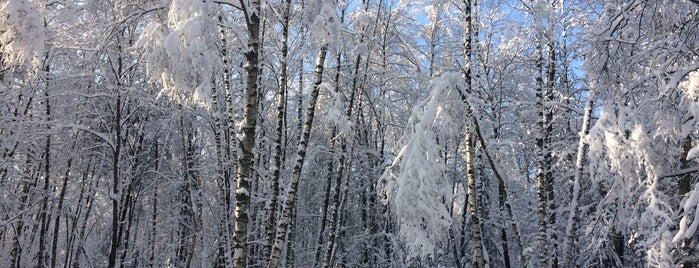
<box><xmin>1</xmin><ymin>0</ymin><xmax>698</xmax><ymax>267</ymax></box>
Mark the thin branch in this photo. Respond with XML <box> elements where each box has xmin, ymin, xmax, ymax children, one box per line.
<box><xmin>213</xmin><ymin>0</ymin><xmax>243</xmax><ymax>10</ymax></box>
<box><xmin>660</xmin><ymin>166</ymin><xmax>699</xmax><ymax>179</ymax></box>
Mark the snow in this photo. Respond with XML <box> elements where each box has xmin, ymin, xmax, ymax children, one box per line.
<box><xmin>320</xmin><ymin>82</ymin><xmax>352</xmax><ymax>137</ymax></box>
<box><xmin>134</xmin><ymin>0</ymin><xmax>217</xmax><ymax>105</ymax></box>
<box><xmin>304</xmin><ymin>0</ymin><xmax>343</xmax><ymax>48</ymax></box>
<box><xmin>681</xmin><ymin>71</ymin><xmax>699</xmax><ymax>159</ymax></box>
<box><xmin>0</xmin><ymin>0</ymin><xmax>46</xmax><ymax>74</ymax></box>
<box><xmin>56</xmin><ymin>123</ymin><xmax>115</xmax><ymax>151</ymax></box>
<box><xmin>2</xmin><ymin>0</ymin><xmax>698</xmax><ymax>266</ymax></box>
<box><xmin>236</xmin><ymin>187</ymin><xmax>249</xmax><ymax>196</ymax></box>
<box><xmin>673</xmin><ymin>182</ymin><xmax>699</xmax><ymax>242</ymax></box>
<box><xmin>687</xmin><ymin>146</ymin><xmax>699</xmax><ymax>161</ymax></box>
<box><xmin>380</xmin><ymin>72</ymin><xmax>464</xmax><ymax>260</ymax></box>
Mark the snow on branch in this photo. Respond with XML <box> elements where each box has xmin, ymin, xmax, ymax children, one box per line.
<box><xmin>57</xmin><ymin>123</ymin><xmax>115</xmax><ymax>151</ymax></box>
<box><xmin>134</xmin><ymin>0</ymin><xmax>219</xmax><ymax>105</ymax></box>
<box><xmin>380</xmin><ymin>72</ymin><xmax>463</xmax><ymax>260</ymax></box>
<box><xmin>673</xmin><ymin>182</ymin><xmax>699</xmax><ymax>242</ymax></box>
<box><xmin>0</xmin><ymin>0</ymin><xmax>46</xmax><ymax>75</ymax></box>
<box><xmin>212</xmin><ymin>0</ymin><xmax>243</xmax><ymax>10</ymax></box>
<box><xmin>300</xmin><ymin>0</ymin><xmax>343</xmax><ymax>47</ymax></box>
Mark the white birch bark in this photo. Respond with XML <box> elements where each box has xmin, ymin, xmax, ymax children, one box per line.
<box><xmin>545</xmin><ymin>20</ymin><xmax>559</xmax><ymax>268</ymax></box>
<box><xmin>466</xmin><ymin>123</ymin><xmax>485</xmax><ymax>268</ymax></box>
<box><xmin>267</xmin><ymin>45</ymin><xmax>329</xmax><ymax>268</ymax></box>
<box><xmin>264</xmin><ymin>0</ymin><xmax>291</xmax><ymax>260</ymax></box>
<box><xmin>535</xmin><ymin>38</ymin><xmax>550</xmax><ymax>268</ymax></box>
<box><xmin>233</xmin><ymin>0</ymin><xmax>262</xmax><ymax>267</ymax></box>
<box><xmin>211</xmin><ymin>80</ymin><xmax>230</xmax><ymax>267</ymax></box>
<box><xmin>563</xmin><ymin>91</ymin><xmax>594</xmax><ymax>267</ymax></box>
<box><xmin>462</xmin><ymin>0</ymin><xmax>485</xmax><ymax>267</ymax></box>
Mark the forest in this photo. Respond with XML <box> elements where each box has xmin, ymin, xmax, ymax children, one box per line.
<box><xmin>1</xmin><ymin>0</ymin><xmax>698</xmax><ymax>267</ymax></box>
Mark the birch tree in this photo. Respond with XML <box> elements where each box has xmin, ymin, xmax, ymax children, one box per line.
<box><xmin>232</xmin><ymin>1</ymin><xmax>262</xmax><ymax>266</ymax></box>
<box><xmin>461</xmin><ymin>0</ymin><xmax>485</xmax><ymax>267</ymax></box>
<box><xmin>2</xmin><ymin>0</ymin><xmax>699</xmax><ymax>267</ymax></box>
<box><xmin>263</xmin><ymin>0</ymin><xmax>291</xmax><ymax>262</ymax></box>
<box><xmin>268</xmin><ymin>37</ymin><xmax>330</xmax><ymax>268</ymax></box>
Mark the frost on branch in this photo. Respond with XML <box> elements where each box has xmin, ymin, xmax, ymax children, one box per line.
<box><xmin>318</xmin><ymin>82</ymin><xmax>352</xmax><ymax>138</ymax></box>
<box><xmin>587</xmin><ymin>104</ymin><xmax>677</xmax><ymax>265</ymax></box>
<box><xmin>380</xmin><ymin>73</ymin><xmax>463</xmax><ymax>260</ymax></box>
<box><xmin>681</xmin><ymin>71</ymin><xmax>699</xmax><ymax>160</ymax></box>
<box><xmin>673</xmin><ymin>70</ymin><xmax>699</xmax><ymax>244</ymax></box>
<box><xmin>673</xmin><ymin>182</ymin><xmax>699</xmax><ymax>242</ymax></box>
<box><xmin>0</xmin><ymin>0</ymin><xmax>46</xmax><ymax>75</ymax></box>
<box><xmin>134</xmin><ymin>0</ymin><xmax>218</xmax><ymax>105</ymax></box>
<box><xmin>301</xmin><ymin>0</ymin><xmax>343</xmax><ymax>47</ymax></box>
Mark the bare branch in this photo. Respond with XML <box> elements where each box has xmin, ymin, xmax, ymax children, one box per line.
<box><xmin>213</xmin><ymin>0</ymin><xmax>243</xmax><ymax>10</ymax></box>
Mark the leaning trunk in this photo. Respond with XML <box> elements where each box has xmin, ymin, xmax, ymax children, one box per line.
<box><xmin>563</xmin><ymin>91</ymin><xmax>594</xmax><ymax>267</ymax></box>
<box><xmin>268</xmin><ymin>45</ymin><xmax>329</xmax><ymax>268</ymax></box>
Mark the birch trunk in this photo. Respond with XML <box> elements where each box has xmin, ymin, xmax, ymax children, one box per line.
<box><xmin>461</xmin><ymin>0</ymin><xmax>485</xmax><ymax>267</ymax></box>
<box><xmin>545</xmin><ymin>33</ymin><xmax>559</xmax><ymax>268</ymax></box>
<box><xmin>315</xmin><ymin>37</ymin><xmax>345</xmax><ymax>267</ymax></box>
<box><xmin>219</xmin><ymin>14</ymin><xmax>235</xmax><ymax>262</ymax></box>
<box><xmin>285</xmin><ymin>206</ymin><xmax>297</xmax><ymax>268</ymax></box>
<box><xmin>323</xmin><ymin>6</ymin><xmax>364</xmax><ymax>261</ymax></box>
<box><xmin>181</xmin><ymin>118</ymin><xmax>204</xmax><ymax>268</ymax></box>
<box><xmin>64</xmin><ymin>163</ymin><xmax>92</xmax><ymax>268</ymax></box>
<box><xmin>322</xmin><ymin>140</ymin><xmax>346</xmax><ymax>268</ymax></box>
<box><xmin>313</xmin><ymin>140</ymin><xmax>335</xmax><ymax>267</ymax></box>
<box><xmin>465</xmin><ymin>123</ymin><xmax>485</xmax><ymax>268</ymax></box>
<box><xmin>233</xmin><ymin>0</ymin><xmax>262</xmax><ymax>266</ymax></box>
<box><xmin>264</xmin><ymin>0</ymin><xmax>291</xmax><ymax>260</ymax></box>
<box><xmin>10</xmin><ymin>167</ymin><xmax>31</xmax><ymax>268</ymax></box>
<box><xmin>211</xmin><ymin>78</ymin><xmax>230</xmax><ymax>267</ymax></box>
<box><xmin>107</xmin><ymin>92</ymin><xmax>122</xmax><ymax>268</ymax></box>
<box><xmin>150</xmin><ymin>170</ymin><xmax>159</xmax><ymax>266</ymax></box>
<box><xmin>327</xmin><ymin>159</ymin><xmax>352</xmax><ymax>266</ymax></box>
<box><xmin>322</xmin><ymin>54</ymin><xmax>354</xmax><ymax>267</ymax></box>
<box><xmin>535</xmin><ymin>38</ymin><xmax>550</xmax><ymax>268</ymax></box>
<box><xmin>563</xmin><ymin>91</ymin><xmax>594</xmax><ymax>267</ymax></box>
<box><xmin>286</xmin><ymin>38</ymin><xmax>306</xmax><ymax>267</ymax></box>
<box><xmin>37</xmin><ymin>74</ymin><xmax>52</xmax><ymax>268</ymax></box>
<box><xmin>176</xmin><ymin>120</ymin><xmax>197</xmax><ymax>267</ymax></box>
<box><xmin>63</xmin><ymin>164</ymin><xmax>84</xmax><ymax>268</ymax></box>
<box><xmin>267</xmin><ymin>45</ymin><xmax>329</xmax><ymax>268</ymax></box>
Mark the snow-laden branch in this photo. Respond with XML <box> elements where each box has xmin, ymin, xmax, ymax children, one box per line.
<box><xmin>0</xmin><ymin>0</ymin><xmax>46</xmax><ymax>75</ymax></box>
<box><xmin>380</xmin><ymin>73</ymin><xmax>463</xmax><ymax>260</ymax></box>
<box><xmin>134</xmin><ymin>0</ymin><xmax>220</xmax><ymax>105</ymax></box>
<box><xmin>658</xmin><ymin>167</ymin><xmax>699</xmax><ymax>178</ymax></box>
<box><xmin>673</xmin><ymin>182</ymin><xmax>699</xmax><ymax>242</ymax></box>
<box><xmin>212</xmin><ymin>0</ymin><xmax>242</xmax><ymax>10</ymax></box>
<box><xmin>56</xmin><ymin>123</ymin><xmax>115</xmax><ymax>151</ymax></box>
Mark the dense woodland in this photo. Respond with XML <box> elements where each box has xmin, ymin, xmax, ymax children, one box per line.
<box><xmin>1</xmin><ymin>0</ymin><xmax>699</xmax><ymax>267</ymax></box>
